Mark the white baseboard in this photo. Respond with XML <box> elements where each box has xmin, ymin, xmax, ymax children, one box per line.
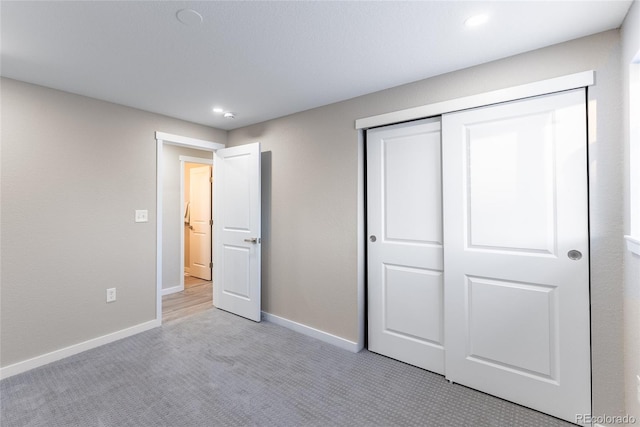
<box><xmin>0</xmin><ymin>319</ymin><xmax>161</xmax><ymax>380</ymax></box>
<box><xmin>262</xmin><ymin>312</ymin><xmax>362</xmax><ymax>353</ymax></box>
<box><xmin>162</xmin><ymin>285</ymin><xmax>184</xmax><ymax>296</ymax></box>
<box><xmin>1</xmin><ymin>312</ymin><xmax>361</xmax><ymax>380</ymax></box>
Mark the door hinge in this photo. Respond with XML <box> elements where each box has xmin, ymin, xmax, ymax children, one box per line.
<box><xmin>209</xmin><ymin>262</ymin><xmax>213</xmax><ymax>269</ymax></box>
<box><xmin>210</xmin><ymin>219</ymin><xmax>213</xmax><ymax>226</ymax></box>
<box><xmin>210</xmin><ymin>177</ymin><xmax>214</xmax><ymax>183</ymax></box>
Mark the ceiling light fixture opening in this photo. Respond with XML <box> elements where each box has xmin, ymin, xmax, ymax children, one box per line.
<box><xmin>465</xmin><ymin>14</ymin><xmax>489</xmax><ymax>27</ymax></box>
<box><xmin>212</xmin><ymin>107</ymin><xmax>224</xmax><ymax>113</ymax></box>
<box><xmin>223</xmin><ymin>112</ymin><xmax>236</xmax><ymax>119</ymax></box>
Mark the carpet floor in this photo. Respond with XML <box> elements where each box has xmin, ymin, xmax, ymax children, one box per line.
<box><xmin>1</xmin><ymin>308</ymin><xmax>573</xmax><ymax>427</ymax></box>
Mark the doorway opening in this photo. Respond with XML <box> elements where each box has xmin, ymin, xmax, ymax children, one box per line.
<box><xmin>155</xmin><ymin>132</ymin><xmax>225</xmax><ymax>324</ymax></box>
<box><xmin>183</xmin><ymin>161</ymin><xmax>212</xmax><ymax>281</ymax></box>
<box><xmin>163</xmin><ymin>275</ymin><xmax>213</xmax><ymax>322</ymax></box>
<box><xmin>163</xmin><ymin>158</ymin><xmax>213</xmax><ymax>323</ymax></box>
<box><xmin>156</xmin><ymin>132</ymin><xmax>263</xmax><ymax>325</ymax></box>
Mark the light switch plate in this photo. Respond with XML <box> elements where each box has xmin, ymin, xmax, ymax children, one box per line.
<box><xmin>135</xmin><ymin>210</ymin><xmax>148</xmax><ymax>223</ymax></box>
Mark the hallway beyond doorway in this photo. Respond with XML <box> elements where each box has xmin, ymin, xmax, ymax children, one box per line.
<box><xmin>162</xmin><ymin>275</ymin><xmax>212</xmax><ymax>323</ymax></box>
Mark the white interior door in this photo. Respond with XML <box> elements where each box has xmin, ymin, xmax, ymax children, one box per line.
<box><xmin>367</xmin><ymin>118</ymin><xmax>445</xmax><ymax>374</ymax></box>
<box><xmin>189</xmin><ymin>165</ymin><xmax>212</xmax><ymax>280</ymax></box>
<box><xmin>213</xmin><ymin>143</ymin><xmax>261</xmax><ymax>322</ymax></box>
<box><xmin>442</xmin><ymin>89</ymin><xmax>590</xmax><ymax>423</ymax></box>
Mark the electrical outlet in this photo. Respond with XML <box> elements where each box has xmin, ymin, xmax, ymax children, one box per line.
<box><xmin>106</xmin><ymin>288</ymin><xmax>116</xmax><ymax>303</ymax></box>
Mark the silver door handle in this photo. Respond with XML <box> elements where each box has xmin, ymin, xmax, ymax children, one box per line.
<box><xmin>244</xmin><ymin>237</ymin><xmax>259</xmax><ymax>244</ymax></box>
<box><xmin>567</xmin><ymin>250</ymin><xmax>582</xmax><ymax>260</ymax></box>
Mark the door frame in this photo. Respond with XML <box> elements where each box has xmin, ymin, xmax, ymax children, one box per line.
<box><xmin>179</xmin><ymin>156</ymin><xmax>213</xmax><ymax>292</ymax></box>
<box><xmin>155</xmin><ymin>132</ymin><xmax>225</xmax><ymax>323</ymax></box>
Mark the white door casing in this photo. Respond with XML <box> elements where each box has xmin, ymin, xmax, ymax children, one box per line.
<box><xmin>367</xmin><ymin>117</ymin><xmax>445</xmax><ymax>374</ymax></box>
<box><xmin>213</xmin><ymin>143</ymin><xmax>262</xmax><ymax>322</ymax></box>
<box><xmin>442</xmin><ymin>89</ymin><xmax>590</xmax><ymax>423</ymax></box>
<box><xmin>189</xmin><ymin>165</ymin><xmax>212</xmax><ymax>280</ymax></box>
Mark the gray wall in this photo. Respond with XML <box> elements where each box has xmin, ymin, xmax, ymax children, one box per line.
<box><xmin>622</xmin><ymin>0</ymin><xmax>640</xmax><ymax>421</ymax></box>
<box><xmin>0</xmin><ymin>78</ymin><xmax>223</xmax><ymax>366</ymax></box>
<box><xmin>162</xmin><ymin>145</ymin><xmax>217</xmax><ymax>291</ymax></box>
<box><xmin>228</xmin><ymin>30</ymin><xmax>626</xmax><ymax>418</ymax></box>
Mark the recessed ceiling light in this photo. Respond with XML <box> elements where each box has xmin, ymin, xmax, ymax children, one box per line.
<box><xmin>465</xmin><ymin>14</ymin><xmax>489</xmax><ymax>27</ymax></box>
<box><xmin>212</xmin><ymin>107</ymin><xmax>224</xmax><ymax>113</ymax></box>
<box><xmin>176</xmin><ymin>9</ymin><xmax>203</xmax><ymax>26</ymax></box>
<box><xmin>223</xmin><ymin>112</ymin><xmax>236</xmax><ymax>119</ymax></box>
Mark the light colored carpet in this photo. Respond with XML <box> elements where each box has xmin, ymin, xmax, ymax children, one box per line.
<box><xmin>0</xmin><ymin>308</ymin><xmax>573</xmax><ymax>426</ymax></box>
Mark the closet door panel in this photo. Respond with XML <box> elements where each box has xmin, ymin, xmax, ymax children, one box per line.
<box><xmin>442</xmin><ymin>89</ymin><xmax>590</xmax><ymax>424</ymax></box>
<box><xmin>367</xmin><ymin>117</ymin><xmax>444</xmax><ymax>374</ymax></box>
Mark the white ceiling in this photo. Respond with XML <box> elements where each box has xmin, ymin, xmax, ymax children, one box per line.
<box><xmin>1</xmin><ymin>1</ymin><xmax>632</xmax><ymax>130</ymax></box>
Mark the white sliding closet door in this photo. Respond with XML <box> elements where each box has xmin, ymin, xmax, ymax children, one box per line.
<box><xmin>367</xmin><ymin>118</ymin><xmax>445</xmax><ymax>374</ymax></box>
<box><xmin>442</xmin><ymin>89</ymin><xmax>590</xmax><ymax>423</ymax></box>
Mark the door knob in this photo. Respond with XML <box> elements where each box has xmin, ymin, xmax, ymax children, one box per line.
<box><xmin>244</xmin><ymin>237</ymin><xmax>259</xmax><ymax>244</ymax></box>
<box><xmin>370</xmin><ymin>235</ymin><xmax>377</xmax><ymax>242</ymax></box>
<box><xmin>567</xmin><ymin>250</ymin><xmax>582</xmax><ymax>260</ymax></box>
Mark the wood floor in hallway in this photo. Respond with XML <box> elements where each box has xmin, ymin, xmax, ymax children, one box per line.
<box><xmin>162</xmin><ymin>275</ymin><xmax>213</xmax><ymax>323</ymax></box>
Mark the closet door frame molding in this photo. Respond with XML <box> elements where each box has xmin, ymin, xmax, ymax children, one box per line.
<box><xmin>355</xmin><ymin>70</ymin><xmax>593</xmax><ymax>130</ymax></box>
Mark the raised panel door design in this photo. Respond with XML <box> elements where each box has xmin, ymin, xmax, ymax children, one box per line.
<box><xmin>368</xmin><ymin>117</ymin><xmax>444</xmax><ymax>374</ymax></box>
<box><xmin>221</xmin><ymin>154</ymin><xmax>251</xmax><ymax>232</ymax></box>
<box><xmin>466</xmin><ymin>276</ymin><xmax>557</xmax><ymax>380</ymax></box>
<box><xmin>222</xmin><ymin>245</ymin><xmax>251</xmax><ymax>299</ymax></box>
<box><xmin>383</xmin><ymin>132</ymin><xmax>442</xmax><ymax>244</ymax></box>
<box><xmin>465</xmin><ymin>113</ymin><xmax>556</xmax><ymax>255</ymax></box>
<box><xmin>383</xmin><ymin>264</ymin><xmax>443</xmax><ymax>345</ymax></box>
<box><xmin>443</xmin><ymin>89</ymin><xmax>590</xmax><ymax>423</ymax></box>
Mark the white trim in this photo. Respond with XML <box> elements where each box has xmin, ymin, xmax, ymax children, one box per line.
<box><xmin>356</xmin><ymin>131</ymin><xmax>365</xmax><ymax>352</ymax></box>
<box><xmin>180</xmin><ymin>159</ymin><xmax>185</xmax><ymax>293</ymax></box>
<box><xmin>155</xmin><ymin>133</ymin><xmax>222</xmax><ymax>325</ymax></box>
<box><xmin>262</xmin><ymin>312</ymin><xmax>360</xmax><ymax>353</ymax></box>
<box><xmin>0</xmin><ymin>319</ymin><xmax>160</xmax><ymax>380</ymax></box>
<box><xmin>179</xmin><ymin>155</ymin><xmax>213</xmax><ymax>165</ymax></box>
<box><xmin>355</xmin><ymin>70</ymin><xmax>594</xmax><ymax>129</ymax></box>
<box><xmin>625</xmin><ymin>235</ymin><xmax>640</xmax><ymax>255</ymax></box>
<box><xmin>156</xmin><ymin>132</ymin><xmax>225</xmax><ymax>151</ymax></box>
<box><xmin>162</xmin><ymin>285</ymin><xmax>184</xmax><ymax>296</ymax></box>
<box><xmin>156</xmin><ymin>138</ymin><xmax>164</xmax><ymax>322</ymax></box>
<box><xmin>629</xmin><ymin>61</ymin><xmax>640</xmax><ymax>237</ymax></box>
